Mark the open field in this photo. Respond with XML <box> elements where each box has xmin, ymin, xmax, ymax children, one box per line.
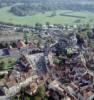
<box><xmin>0</xmin><ymin>7</ymin><xmax>94</xmax><ymax>26</ymax></box>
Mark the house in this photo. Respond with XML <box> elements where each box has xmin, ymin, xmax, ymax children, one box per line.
<box><xmin>26</xmin><ymin>53</ymin><xmax>47</xmax><ymax>73</ymax></box>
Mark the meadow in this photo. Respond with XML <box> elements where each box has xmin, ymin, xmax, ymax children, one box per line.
<box><xmin>0</xmin><ymin>7</ymin><xmax>94</xmax><ymax>26</ymax></box>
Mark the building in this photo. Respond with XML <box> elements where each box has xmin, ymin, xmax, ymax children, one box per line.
<box><xmin>0</xmin><ymin>29</ymin><xmax>24</xmax><ymax>49</ymax></box>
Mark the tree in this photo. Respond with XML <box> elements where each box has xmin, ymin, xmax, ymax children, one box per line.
<box><xmin>47</xmin><ymin>37</ymin><xmax>54</xmax><ymax>44</ymax></box>
<box><xmin>24</xmin><ymin>32</ymin><xmax>28</xmax><ymax>44</ymax></box>
<box><xmin>35</xmin><ymin>23</ymin><xmax>42</xmax><ymax>31</ymax></box>
<box><xmin>53</xmin><ymin>57</ymin><xmax>60</xmax><ymax>66</ymax></box>
<box><xmin>36</xmin><ymin>86</ymin><xmax>46</xmax><ymax>99</ymax></box>
<box><xmin>20</xmin><ymin>87</ymin><xmax>26</xmax><ymax>100</ymax></box>
<box><xmin>46</xmin><ymin>22</ymin><xmax>50</xmax><ymax>28</ymax></box>
<box><xmin>0</xmin><ymin>61</ymin><xmax>5</xmax><ymax>70</ymax></box>
<box><xmin>85</xmin><ymin>23</ymin><xmax>90</xmax><ymax>31</ymax></box>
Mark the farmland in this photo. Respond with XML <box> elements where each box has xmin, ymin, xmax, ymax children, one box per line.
<box><xmin>0</xmin><ymin>7</ymin><xmax>94</xmax><ymax>26</ymax></box>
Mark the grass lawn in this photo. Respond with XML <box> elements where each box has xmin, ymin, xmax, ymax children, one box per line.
<box><xmin>0</xmin><ymin>7</ymin><xmax>94</xmax><ymax>26</ymax></box>
<box><xmin>0</xmin><ymin>56</ymin><xmax>16</xmax><ymax>70</ymax></box>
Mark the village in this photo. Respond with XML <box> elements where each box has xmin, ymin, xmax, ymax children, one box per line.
<box><xmin>0</xmin><ymin>23</ymin><xmax>94</xmax><ymax>100</ymax></box>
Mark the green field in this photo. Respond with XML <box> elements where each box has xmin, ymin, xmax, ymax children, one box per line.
<box><xmin>0</xmin><ymin>56</ymin><xmax>16</xmax><ymax>70</ymax></box>
<box><xmin>0</xmin><ymin>7</ymin><xmax>94</xmax><ymax>26</ymax></box>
